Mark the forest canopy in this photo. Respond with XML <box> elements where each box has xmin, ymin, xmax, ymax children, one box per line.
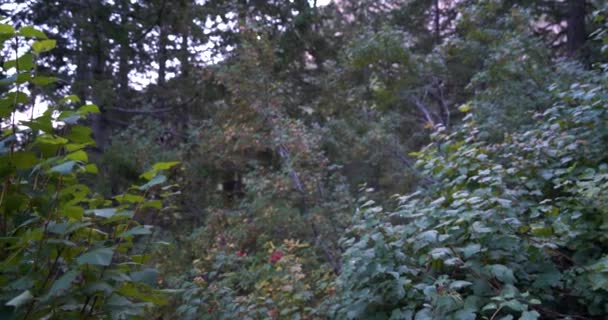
<box><xmin>1</xmin><ymin>0</ymin><xmax>608</xmax><ymax>319</ymax></box>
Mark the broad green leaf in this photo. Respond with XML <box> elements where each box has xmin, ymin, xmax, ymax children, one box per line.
<box><xmin>121</xmin><ymin>225</ymin><xmax>153</xmax><ymax>237</ymax></box>
<box><xmin>452</xmin><ymin>309</ymin><xmax>476</xmax><ymax>320</ymax></box>
<box><xmin>2</xmin><ymin>193</ymin><xmax>26</xmax><ymax>215</ymax></box>
<box><xmin>413</xmin><ymin>308</ymin><xmax>432</xmax><ymax>320</ymax></box>
<box><xmin>6</xmin><ymin>91</ymin><xmax>29</xmax><ymax>105</ymax></box>
<box><xmin>532</xmin><ymin>268</ymin><xmax>561</xmax><ymax>289</ymax></box>
<box><xmin>489</xmin><ymin>264</ymin><xmax>515</xmax><ymax>284</ymax></box>
<box><xmin>140</xmin><ymin>169</ymin><xmax>156</xmax><ymax>180</ymax></box>
<box><xmin>458</xmin><ymin>103</ymin><xmax>471</xmax><ymax>112</ymax></box>
<box><xmin>482</xmin><ymin>303</ymin><xmax>498</xmax><ymax>312</ymax></box>
<box><xmin>519</xmin><ymin>311</ymin><xmax>540</xmax><ymax>320</ymax></box>
<box><xmin>88</xmin><ymin>209</ymin><xmax>134</xmax><ymax>222</ymax></box>
<box><xmin>47</xmin><ymin>221</ymin><xmax>89</xmax><ymax>235</ymax></box>
<box><xmin>49</xmin><ymin>160</ymin><xmax>76</xmax><ymax>174</ymax></box>
<box><xmin>66</xmin><ymin>150</ymin><xmax>88</xmax><ymax>162</ymax></box>
<box><xmin>62</xmin><ymin>205</ymin><xmax>84</xmax><ymax>219</ymax></box>
<box><xmin>130</xmin><ymin>268</ymin><xmax>158</xmax><ymax>286</ymax></box>
<box><xmin>66</xmin><ymin>125</ymin><xmax>94</xmax><ymax>144</ymax></box>
<box><xmin>0</xmin><ymin>96</ymin><xmax>13</xmax><ymax>109</ymax></box>
<box><xmin>90</xmin><ymin>208</ymin><xmax>117</xmax><ymax>218</ymax></box>
<box><xmin>59</xmin><ymin>113</ymin><xmax>81</xmax><ymax>125</ymax></box>
<box><xmin>114</xmin><ymin>194</ymin><xmax>145</xmax><ymax>204</ymax></box>
<box><xmin>102</xmin><ymin>213</ymin><xmax>135</xmax><ymax>224</ymax></box>
<box><xmin>4</xmin><ymin>53</ymin><xmax>34</xmax><ymax>70</ymax></box>
<box><xmin>5</xmin><ymin>290</ymin><xmax>33</xmax><ymax>308</ymax></box>
<box><xmin>36</xmin><ymin>134</ymin><xmax>68</xmax><ymax>145</ymax></box>
<box><xmin>140</xmin><ymin>162</ymin><xmax>179</xmax><ymax>180</ymax></box>
<box><xmin>460</xmin><ymin>243</ymin><xmax>482</xmax><ymax>259</ymax></box>
<box><xmin>83</xmin><ymin>281</ymin><xmax>113</xmax><ymax>296</ymax></box>
<box><xmin>65</xmin><ymin>143</ymin><xmax>87</xmax><ymax>152</ymax></box>
<box><xmin>390</xmin><ymin>309</ymin><xmax>414</xmax><ymax>320</ymax></box>
<box><xmin>152</xmin><ymin>161</ymin><xmax>180</xmax><ymax>171</ymax></box>
<box><xmin>84</xmin><ymin>163</ymin><xmax>98</xmax><ymax>174</ymax></box>
<box><xmin>78</xmin><ymin>104</ymin><xmax>100</xmax><ymax>114</ymax></box>
<box><xmin>450</xmin><ymin>280</ymin><xmax>473</xmax><ymax>290</ymax></box>
<box><xmin>0</xmin><ymin>24</ymin><xmax>14</xmax><ymax>35</ymax></box>
<box><xmin>531</xmin><ymin>226</ymin><xmax>553</xmax><ymax>237</ymax></box>
<box><xmin>9</xmin><ymin>152</ymin><xmax>38</xmax><ymax>169</ymax></box>
<box><xmin>106</xmin><ymin>294</ymin><xmax>132</xmax><ymax>307</ymax></box>
<box><xmin>13</xmin><ymin>217</ymin><xmax>39</xmax><ymax>232</ymax></box>
<box><xmin>116</xmin><ymin>282</ymin><xmax>167</xmax><ymax>305</ymax></box>
<box><xmin>16</xmin><ymin>72</ymin><xmax>31</xmax><ymax>84</ymax></box>
<box><xmin>0</xmin><ymin>75</ymin><xmax>17</xmax><ymax>87</ymax></box>
<box><xmin>46</xmin><ymin>239</ymin><xmax>77</xmax><ymax>247</ymax></box>
<box><xmin>0</xmin><ymin>32</ymin><xmax>11</xmax><ymax>44</ymax></box>
<box><xmin>47</xmin><ymin>222</ymin><xmax>69</xmax><ymax>235</ymax></box>
<box><xmin>141</xmin><ymin>200</ymin><xmax>162</xmax><ymax>209</ymax></box>
<box><xmin>472</xmin><ymin>221</ymin><xmax>493</xmax><ymax>233</ymax></box>
<box><xmin>31</xmin><ymin>76</ymin><xmax>57</xmax><ymax>86</ymax></box>
<box><xmin>20</xmin><ymin>114</ymin><xmax>53</xmax><ymax>133</ymax></box>
<box><xmin>18</xmin><ymin>26</ymin><xmax>47</xmax><ymax>39</ymax></box>
<box><xmin>7</xmin><ymin>276</ymin><xmax>33</xmax><ymax>290</ymax></box>
<box><xmin>32</xmin><ymin>39</ymin><xmax>56</xmax><ymax>53</ymax></box>
<box><xmin>501</xmin><ymin>299</ymin><xmax>524</xmax><ymax>312</ymax></box>
<box><xmin>48</xmin><ymin>270</ymin><xmax>79</xmax><ymax>297</ymax></box>
<box><xmin>77</xmin><ymin>247</ymin><xmax>114</xmax><ymax>266</ymax></box>
<box><xmin>104</xmin><ymin>270</ymin><xmax>132</xmax><ymax>283</ymax></box>
<box><xmin>131</xmin><ymin>254</ymin><xmax>151</xmax><ymax>264</ymax></box>
<box><xmin>138</xmin><ymin>174</ymin><xmax>167</xmax><ymax>191</ymax></box>
<box><xmin>0</xmin><ymin>104</ymin><xmax>12</xmax><ymax>118</ymax></box>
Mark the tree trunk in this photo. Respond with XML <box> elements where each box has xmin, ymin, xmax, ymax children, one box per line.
<box><xmin>90</xmin><ymin>9</ymin><xmax>109</xmax><ymax>151</ymax></box>
<box><xmin>158</xmin><ymin>22</ymin><xmax>168</xmax><ymax>86</ymax></box>
<box><xmin>237</xmin><ymin>0</ymin><xmax>248</xmax><ymax>33</ymax></box>
<box><xmin>117</xmin><ymin>0</ymin><xmax>131</xmax><ymax>99</ymax></box>
<box><xmin>74</xmin><ymin>10</ymin><xmax>107</xmax><ymax>151</ymax></box>
<box><xmin>180</xmin><ymin>21</ymin><xmax>190</xmax><ymax>77</ymax></box>
<box><xmin>73</xmin><ymin>26</ymin><xmax>88</xmax><ymax>102</ymax></box>
<box><xmin>566</xmin><ymin>0</ymin><xmax>587</xmax><ymax>59</ymax></box>
<box><xmin>434</xmin><ymin>0</ymin><xmax>441</xmax><ymax>43</ymax></box>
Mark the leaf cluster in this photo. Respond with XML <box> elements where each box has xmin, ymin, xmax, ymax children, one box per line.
<box><xmin>331</xmin><ymin>64</ymin><xmax>608</xmax><ymax>319</ymax></box>
<box><xmin>0</xmin><ymin>24</ymin><xmax>178</xmax><ymax>319</ymax></box>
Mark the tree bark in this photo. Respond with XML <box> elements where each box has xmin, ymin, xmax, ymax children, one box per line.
<box><xmin>434</xmin><ymin>0</ymin><xmax>441</xmax><ymax>43</ymax></box>
<box><xmin>566</xmin><ymin>0</ymin><xmax>587</xmax><ymax>59</ymax></box>
<box><xmin>89</xmin><ymin>6</ymin><xmax>110</xmax><ymax>151</ymax></box>
<box><xmin>73</xmin><ymin>8</ymin><xmax>107</xmax><ymax>151</ymax></box>
<box><xmin>158</xmin><ymin>21</ymin><xmax>168</xmax><ymax>86</ymax></box>
<box><xmin>117</xmin><ymin>0</ymin><xmax>131</xmax><ymax>99</ymax></box>
<box><xmin>180</xmin><ymin>23</ymin><xmax>190</xmax><ymax>77</ymax></box>
<box><xmin>73</xmin><ymin>25</ymin><xmax>88</xmax><ymax>102</ymax></box>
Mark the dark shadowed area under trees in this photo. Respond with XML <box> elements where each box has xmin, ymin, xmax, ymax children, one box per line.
<box><xmin>1</xmin><ymin>0</ymin><xmax>608</xmax><ymax>319</ymax></box>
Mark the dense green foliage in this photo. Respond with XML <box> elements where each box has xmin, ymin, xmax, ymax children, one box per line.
<box><xmin>333</xmin><ymin>70</ymin><xmax>608</xmax><ymax>319</ymax></box>
<box><xmin>2</xmin><ymin>0</ymin><xmax>608</xmax><ymax>319</ymax></box>
<box><xmin>0</xmin><ymin>25</ymin><xmax>178</xmax><ymax>319</ymax></box>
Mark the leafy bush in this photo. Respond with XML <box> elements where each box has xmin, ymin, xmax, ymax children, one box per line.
<box><xmin>0</xmin><ymin>24</ymin><xmax>178</xmax><ymax>319</ymax></box>
<box><xmin>164</xmin><ymin>237</ymin><xmax>335</xmax><ymax>320</ymax></box>
<box><xmin>331</xmin><ymin>64</ymin><xmax>608</xmax><ymax>319</ymax></box>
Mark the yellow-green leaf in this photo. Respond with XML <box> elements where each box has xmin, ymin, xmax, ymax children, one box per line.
<box><xmin>32</xmin><ymin>39</ymin><xmax>56</xmax><ymax>53</ymax></box>
<box><xmin>66</xmin><ymin>150</ymin><xmax>88</xmax><ymax>162</ymax></box>
<box><xmin>0</xmin><ymin>24</ymin><xmax>15</xmax><ymax>35</ymax></box>
<box><xmin>18</xmin><ymin>26</ymin><xmax>47</xmax><ymax>39</ymax></box>
<box><xmin>458</xmin><ymin>103</ymin><xmax>471</xmax><ymax>113</ymax></box>
<box><xmin>10</xmin><ymin>152</ymin><xmax>38</xmax><ymax>169</ymax></box>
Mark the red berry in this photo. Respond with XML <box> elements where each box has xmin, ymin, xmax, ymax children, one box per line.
<box><xmin>269</xmin><ymin>249</ymin><xmax>284</xmax><ymax>264</ymax></box>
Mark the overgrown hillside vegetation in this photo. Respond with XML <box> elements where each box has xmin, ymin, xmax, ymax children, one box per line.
<box><xmin>1</xmin><ymin>0</ymin><xmax>608</xmax><ymax>319</ymax></box>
